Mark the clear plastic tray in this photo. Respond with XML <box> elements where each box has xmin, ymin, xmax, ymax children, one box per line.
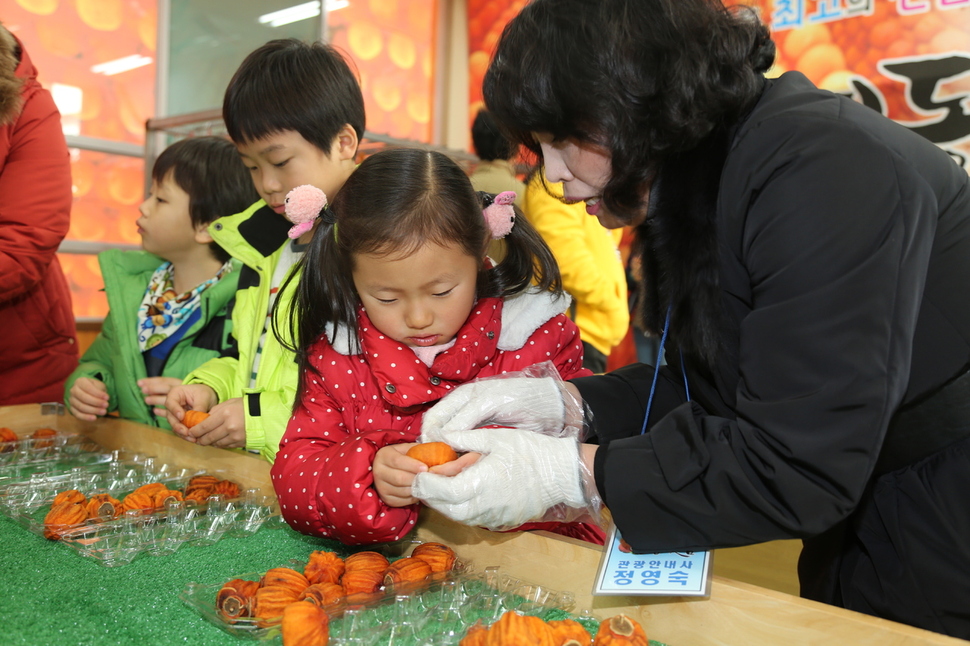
<box><xmin>0</xmin><ymin>450</ymin><xmax>117</xmax><ymax>489</ymax></box>
<box><xmin>0</xmin><ymin>452</ymin><xmax>168</xmax><ymax>514</ymax></box>
<box><xmin>0</xmin><ymin>430</ymin><xmax>103</xmax><ymax>467</ymax></box>
<box><xmin>179</xmin><ymin>541</ymin><xmax>583</xmax><ymax>644</ymax></box>
<box><xmin>56</xmin><ymin>492</ymin><xmax>281</xmax><ymax>567</ymax></box>
<box><xmin>312</xmin><ymin>568</ymin><xmax>580</xmax><ymax>646</ymax></box>
<box><xmin>7</xmin><ymin>467</ymin><xmax>279</xmax><ymax>566</ymax></box>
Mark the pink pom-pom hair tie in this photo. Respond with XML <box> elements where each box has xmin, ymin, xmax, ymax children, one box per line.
<box><xmin>283</xmin><ymin>184</ymin><xmax>334</xmax><ymax>239</ymax></box>
<box><xmin>481</xmin><ymin>190</ymin><xmax>517</xmax><ymax>239</ymax></box>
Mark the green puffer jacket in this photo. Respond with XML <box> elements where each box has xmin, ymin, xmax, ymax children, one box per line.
<box><xmin>64</xmin><ymin>249</ymin><xmax>239</xmax><ymax>429</ymax></box>
<box><xmin>183</xmin><ymin>200</ymin><xmax>300</xmax><ymax>462</ymax></box>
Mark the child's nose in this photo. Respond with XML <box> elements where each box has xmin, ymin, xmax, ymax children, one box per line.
<box><xmin>261</xmin><ymin>174</ymin><xmax>283</xmax><ymax>197</ymax></box>
<box><xmin>405</xmin><ymin>303</ymin><xmax>433</xmax><ymax>329</ymax></box>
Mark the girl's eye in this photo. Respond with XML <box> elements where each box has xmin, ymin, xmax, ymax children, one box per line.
<box><xmin>433</xmin><ymin>288</ymin><xmax>454</xmax><ymax>297</ymax></box>
<box><xmin>273</xmin><ymin>159</ymin><xmax>290</xmax><ymax>168</ymax></box>
<box><xmin>376</xmin><ymin>298</ymin><xmax>396</xmax><ymax>304</ymax></box>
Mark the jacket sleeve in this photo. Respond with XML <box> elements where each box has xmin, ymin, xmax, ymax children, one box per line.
<box><xmin>578</xmin><ymin>119</ymin><xmax>938</xmax><ymax>553</ymax></box>
<box><xmin>242</xmin><ymin>365</ymin><xmax>299</xmax><ymax>463</ymax></box>
<box><xmin>543</xmin><ymin>313</ymin><xmax>594</xmax><ymax>381</ymax></box>
<box><xmin>0</xmin><ymin>84</ymin><xmax>72</xmax><ymax>304</ymax></box>
<box><xmin>270</xmin><ymin>369</ymin><xmax>421</xmax><ymax>545</ymax></box>
<box><xmin>183</xmin><ymin>355</ymin><xmax>293</xmax><ymax>462</ymax></box>
<box><xmin>184</xmin><ymin>356</ymin><xmax>240</xmax><ymax>399</ymax></box>
<box><xmin>524</xmin><ymin>181</ymin><xmax>618</xmax><ymax>312</ymax></box>
<box><xmin>63</xmin><ymin>318</ymin><xmax>118</xmax><ymax>412</ymax></box>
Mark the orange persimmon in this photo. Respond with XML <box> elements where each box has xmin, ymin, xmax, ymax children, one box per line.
<box><xmin>281</xmin><ymin>601</ymin><xmax>329</xmax><ymax>646</ymax></box>
<box><xmin>0</xmin><ymin>427</ymin><xmax>18</xmax><ymax>450</ymax></box>
<box><xmin>406</xmin><ymin>442</ymin><xmax>459</xmax><ymax>467</ymax></box>
<box><xmin>182</xmin><ymin>410</ymin><xmax>210</xmax><ymax>428</ymax></box>
<box><xmin>592</xmin><ymin>614</ymin><xmax>648</xmax><ymax>646</ymax></box>
<box><xmin>31</xmin><ymin>427</ymin><xmax>58</xmax><ymax>448</ymax></box>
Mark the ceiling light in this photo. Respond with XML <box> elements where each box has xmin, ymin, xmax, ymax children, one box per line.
<box><xmin>91</xmin><ymin>54</ymin><xmax>153</xmax><ymax>76</ymax></box>
<box><xmin>258</xmin><ymin>0</ymin><xmax>349</xmax><ymax>28</ymax></box>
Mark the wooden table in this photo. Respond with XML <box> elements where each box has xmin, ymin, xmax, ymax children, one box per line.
<box><xmin>3</xmin><ymin>403</ymin><xmax>966</xmax><ymax>646</ymax></box>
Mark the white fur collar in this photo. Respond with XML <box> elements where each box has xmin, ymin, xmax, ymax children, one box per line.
<box><xmin>325</xmin><ymin>289</ymin><xmax>571</xmax><ymax>355</ymax></box>
<box><xmin>496</xmin><ymin>288</ymin><xmax>570</xmax><ymax>350</ymax></box>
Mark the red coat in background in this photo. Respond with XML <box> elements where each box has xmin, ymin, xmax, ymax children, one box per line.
<box><xmin>271</xmin><ymin>290</ymin><xmax>598</xmax><ymax>545</ymax></box>
<box><xmin>0</xmin><ymin>28</ymin><xmax>77</xmax><ymax>405</ymax></box>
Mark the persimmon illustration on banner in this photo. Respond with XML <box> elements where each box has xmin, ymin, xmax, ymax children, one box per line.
<box><xmin>330</xmin><ymin>0</ymin><xmax>436</xmax><ymax>144</ymax></box>
<box><xmin>467</xmin><ymin>0</ymin><xmax>529</xmax><ymax>119</ymax></box>
<box><xmin>467</xmin><ymin>1</ymin><xmax>970</xmax><ymax>165</ymax></box>
<box><xmin>748</xmin><ymin>0</ymin><xmax>970</xmax><ymax>164</ymax></box>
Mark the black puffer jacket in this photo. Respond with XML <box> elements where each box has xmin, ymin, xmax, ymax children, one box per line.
<box><xmin>575</xmin><ymin>72</ymin><xmax>970</xmax><ymax>638</ymax></box>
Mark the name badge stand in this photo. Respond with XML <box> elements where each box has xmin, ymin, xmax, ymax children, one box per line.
<box><xmin>592</xmin><ymin>525</ymin><xmax>713</xmax><ymax>597</ymax></box>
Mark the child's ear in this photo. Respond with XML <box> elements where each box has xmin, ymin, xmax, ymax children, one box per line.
<box><xmin>334</xmin><ymin>123</ymin><xmax>359</xmax><ymax>161</ymax></box>
<box><xmin>194</xmin><ymin>222</ymin><xmax>215</xmax><ymax>244</ymax></box>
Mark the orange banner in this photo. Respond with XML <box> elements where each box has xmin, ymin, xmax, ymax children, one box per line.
<box><xmin>467</xmin><ymin>0</ymin><xmax>528</xmax><ymax>123</ymax></box>
<box><xmin>751</xmin><ymin>0</ymin><xmax>970</xmax><ymax>165</ymax></box>
<box><xmin>468</xmin><ymin>1</ymin><xmax>970</xmax><ymax>165</ymax></box>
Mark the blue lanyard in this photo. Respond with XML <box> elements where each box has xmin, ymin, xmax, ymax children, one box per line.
<box><xmin>640</xmin><ymin>307</ymin><xmax>691</xmax><ymax>435</ymax></box>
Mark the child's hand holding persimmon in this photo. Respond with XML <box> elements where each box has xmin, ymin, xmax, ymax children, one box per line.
<box><xmin>182</xmin><ymin>398</ymin><xmax>246</xmax><ymax>448</ymax></box>
<box><xmin>165</xmin><ymin>383</ymin><xmax>218</xmax><ymax>438</ymax></box>
<box><xmin>408</xmin><ymin>441</ymin><xmax>480</xmax><ymax>476</ymax></box>
<box><xmin>374</xmin><ymin>442</ymin><xmax>480</xmax><ymax>507</ymax></box>
<box><xmin>373</xmin><ymin>443</ymin><xmax>427</xmax><ymax>508</ymax></box>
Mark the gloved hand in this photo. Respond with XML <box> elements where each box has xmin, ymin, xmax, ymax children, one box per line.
<box><xmin>421</xmin><ymin>375</ymin><xmax>580</xmax><ymax>441</ymax></box>
<box><xmin>410</xmin><ymin>426</ymin><xmax>587</xmax><ymax>530</ymax></box>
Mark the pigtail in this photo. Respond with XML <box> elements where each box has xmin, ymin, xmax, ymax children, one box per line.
<box><xmin>476</xmin><ymin>191</ymin><xmax>562</xmax><ymax>298</ymax></box>
<box><xmin>271</xmin><ymin>217</ymin><xmax>360</xmax><ymax>412</ymax></box>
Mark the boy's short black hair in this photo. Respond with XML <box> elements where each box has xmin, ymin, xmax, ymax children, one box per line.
<box><xmin>223</xmin><ymin>39</ymin><xmax>365</xmax><ymax>154</ymax></box>
<box><xmin>152</xmin><ymin>136</ymin><xmax>259</xmax><ymax>263</ymax></box>
<box><xmin>471</xmin><ymin>109</ymin><xmax>514</xmax><ymax>161</ymax></box>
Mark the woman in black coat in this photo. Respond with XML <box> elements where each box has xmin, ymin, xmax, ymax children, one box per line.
<box><xmin>411</xmin><ymin>0</ymin><xmax>970</xmax><ymax>637</ymax></box>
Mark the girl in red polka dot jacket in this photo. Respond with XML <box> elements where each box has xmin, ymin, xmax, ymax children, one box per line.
<box><xmin>270</xmin><ymin>147</ymin><xmax>602</xmax><ymax>545</ymax></box>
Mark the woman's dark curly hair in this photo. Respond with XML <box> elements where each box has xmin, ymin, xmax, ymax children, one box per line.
<box><xmin>483</xmin><ymin>0</ymin><xmax>774</xmax><ymax>223</ymax></box>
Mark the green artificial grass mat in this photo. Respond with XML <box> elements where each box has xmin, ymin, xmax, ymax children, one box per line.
<box><xmin>0</xmin><ymin>513</ymin><xmax>341</xmax><ymax>646</ymax></box>
<box><xmin>0</xmin><ymin>514</ymin><xmax>669</xmax><ymax>646</ymax></box>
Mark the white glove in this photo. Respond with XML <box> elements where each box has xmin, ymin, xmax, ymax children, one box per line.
<box><xmin>411</xmin><ymin>426</ymin><xmax>586</xmax><ymax>530</ymax></box>
<box><xmin>421</xmin><ymin>376</ymin><xmax>574</xmax><ymax>441</ymax></box>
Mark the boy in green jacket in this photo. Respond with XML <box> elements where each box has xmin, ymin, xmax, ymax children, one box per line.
<box><xmin>65</xmin><ymin>137</ymin><xmax>258</xmax><ymax>428</ymax></box>
<box><xmin>164</xmin><ymin>39</ymin><xmax>363</xmax><ymax>461</ymax></box>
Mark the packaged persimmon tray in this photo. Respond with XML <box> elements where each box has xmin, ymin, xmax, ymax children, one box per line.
<box><xmin>180</xmin><ymin>542</ymin><xmax>671</xmax><ymax>645</ymax></box>
<box><xmin>0</xmin><ymin>426</ymin><xmax>104</xmax><ymax>471</ymax></box>
<box><xmin>5</xmin><ymin>468</ymin><xmax>280</xmax><ymax>567</ymax></box>
<box><xmin>0</xmin><ymin>451</ymin><xmax>174</xmax><ymax>513</ymax></box>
